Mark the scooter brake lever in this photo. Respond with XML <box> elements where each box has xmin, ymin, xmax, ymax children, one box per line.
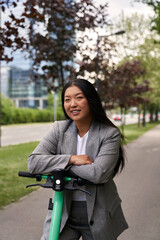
<box><xmin>64</xmin><ymin>186</ymin><xmax>91</xmax><ymax>195</ymax></box>
<box><xmin>26</xmin><ymin>183</ymin><xmax>52</xmax><ymax>188</ymax></box>
<box><xmin>26</xmin><ymin>177</ymin><xmax>53</xmax><ymax>189</ymax></box>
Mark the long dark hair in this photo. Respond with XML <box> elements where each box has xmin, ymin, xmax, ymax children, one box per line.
<box><xmin>61</xmin><ymin>78</ymin><xmax>125</xmax><ymax>176</ymax></box>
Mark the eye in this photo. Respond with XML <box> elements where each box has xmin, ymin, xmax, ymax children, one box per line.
<box><xmin>64</xmin><ymin>98</ymin><xmax>70</xmax><ymax>102</ymax></box>
<box><xmin>77</xmin><ymin>96</ymin><xmax>83</xmax><ymax>100</ymax></box>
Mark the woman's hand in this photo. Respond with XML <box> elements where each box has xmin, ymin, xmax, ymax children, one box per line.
<box><xmin>69</xmin><ymin>155</ymin><xmax>93</xmax><ymax>166</ymax></box>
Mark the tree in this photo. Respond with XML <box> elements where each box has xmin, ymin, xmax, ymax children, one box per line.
<box><xmin>132</xmin><ymin>2</ymin><xmax>160</xmax><ymax>122</ymax></box>
<box><xmin>0</xmin><ymin>0</ymin><xmax>110</xmax><ymax>91</ymax></box>
<box><xmin>109</xmin><ymin>12</ymin><xmax>153</xmax><ymax>61</ymax></box>
<box><xmin>138</xmin><ymin>37</ymin><xmax>160</xmax><ymax>123</ymax></box>
<box><xmin>109</xmin><ymin>12</ymin><xmax>160</xmax><ymax>124</ymax></box>
<box><xmin>77</xmin><ymin>34</ymin><xmax>115</xmax><ymax>91</ymax></box>
<box><xmin>135</xmin><ymin>0</ymin><xmax>160</xmax><ymax>34</ymax></box>
<box><xmin>100</xmin><ymin>60</ymin><xmax>150</xmax><ymax>128</ymax></box>
<box><xmin>0</xmin><ymin>0</ymin><xmax>29</xmax><ymax>62</ymax></box>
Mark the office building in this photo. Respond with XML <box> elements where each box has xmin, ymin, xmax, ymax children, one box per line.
<box><xmin>1</xmin><ymin>66</ymin><xmax>48</xmax><ymax>109</ymax></box>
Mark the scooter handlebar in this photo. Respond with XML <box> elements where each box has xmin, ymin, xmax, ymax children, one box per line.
<box><xmin>18</xmin><ymin>171</ymin><xmax>40</xmax><ymax>178</ymax></box>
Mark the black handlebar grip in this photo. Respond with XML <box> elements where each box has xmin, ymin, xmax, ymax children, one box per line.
<box><xmin>18</xmin><ymin>171</ymin><xmax>39</xmax><ymax>178</ymax></box>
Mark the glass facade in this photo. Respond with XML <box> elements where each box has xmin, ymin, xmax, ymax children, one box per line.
<box><xmin>1</xmin><ymin>66</ymin><xmax>48</xmax><ymax>109</ymax></box>
<box><xmin>1</xmin><ymin>66</ymin><xmax>10</xmax><ymax>97</ymax></box>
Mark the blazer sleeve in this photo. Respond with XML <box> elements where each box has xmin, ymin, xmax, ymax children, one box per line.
<box><xmin>70</xmin><ymin>127</ymin><xmax>121</xmax><ymax>184</ymax></box>
<box><xmin>28</xmin><ymin>121</ymin><xmax>71</xmax><ymax>174</ymax></box>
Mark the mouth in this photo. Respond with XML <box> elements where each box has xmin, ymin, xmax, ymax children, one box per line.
<box><xmin>70</xmin><ymin>110</ymin><xmax>81</xmax><ymax>115</ymax></box>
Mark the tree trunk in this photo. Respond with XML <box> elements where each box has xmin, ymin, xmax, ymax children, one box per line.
<box><xmin>137</xmin><ymin>105</ymin><xmax>141</xmax><ymax>128</ymax></box>
<box><xmin>60</xmin><ymin>61</ymin><xmax>65</xmax><ymax>87</ymax></box>
<box><xmin>142</xmin><ymin>103</ymin><xmax>146</xmax><ymax>127</ymax></box>
<box><xmin>149</xmin><ymin>108</ymin><xmax>154</xmax><ymax>123</ymax></box>
<box><xmin>149</xmin><ymin>103</ymin><xmax>155</xmax><ymax>123</ymax></box>
<box><xmin>155</xmin><ymin>105</ymin><xmax>159</xmax><ymax>122</ymax></box>
<box><xmin>120</xmin><ymin>106</ymin><xmax>124</xmax><ymax>135</ymax></box>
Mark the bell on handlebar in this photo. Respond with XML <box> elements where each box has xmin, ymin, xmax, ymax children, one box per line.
<box><xmin>52</xmin><ymin>169</ymin><xmax>66</xmax><ymax>191</ymax></box>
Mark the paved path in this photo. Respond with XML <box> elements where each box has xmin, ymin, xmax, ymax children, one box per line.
<box><xmin>117</xmin><ymin>124</ymin><xmax>160</xmax><ymax>240</ymax></box>
<box><xmin>1</xmin><ymin>123</ymin><xmax>53</xmax><ymax>146</ymax></box>
<box><xmin>0</xmin><ymin>124</ymin><xmax>160</xmax><ymax>240</ymax></box>
<box><xmin>0</xmin><ymin>188</ymin><xmax>52</xmax><ymax>240</ymax></box>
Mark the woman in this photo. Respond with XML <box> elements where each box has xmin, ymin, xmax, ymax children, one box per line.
<box><xmin>28</xmin><ymin>78</ymin><xmax>128</xmax><ymax>240</ymax></box>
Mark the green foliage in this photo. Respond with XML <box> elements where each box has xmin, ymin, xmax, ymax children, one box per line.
<box><xmin>135</xmin><ymin>1</ymin><xmax>160</xmax><ymax>34</ymax></box>
<box><xmin>0</xmin><ymin>142</ymin><xmax>39</xmax><ymax>209</ymax></box>
<box><xmin>111</xmin><ymin>12</ymin><xmax>160</xmax><ymax>118</ymax></box>
<box><xmin>121</xmin><ymin>121</ymin><xmax>159</xmax><ymax>144</ymax></box>
<box><xmin>47</xmin><ymin>93</ymin><xmax>54</xmax><ymax>108</ymax></box>
<box><xmin>1</xmin><ymin>95</ymin><xmax>14</xmax><ymax>124</ymax></box>
<box><xmin>1</xmin><ymin>95</ymin><xmax>65</xmax><ymax>125</ymax></box>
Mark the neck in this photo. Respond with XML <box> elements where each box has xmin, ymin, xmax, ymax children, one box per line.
<box><xmin>74</xmin><ymin>119</ymin><xmax>92</xmax><ymax>137</ymax></box>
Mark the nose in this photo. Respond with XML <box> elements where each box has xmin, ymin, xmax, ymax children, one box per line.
<box><xmin>70</xmin><ymin>99</ymin><xmax>77</xmax><ymax>107</ymax></box>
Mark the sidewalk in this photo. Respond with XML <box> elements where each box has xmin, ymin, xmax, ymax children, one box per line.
<box><xmin>0</xmin><ymin>188</ymin><xmax>52</xmax><ymax>240</ymax></box>
<box><xmin>117</xmin><ymin>124</ymin><xmax>160</xmax><ymax>240</ymax></box>
<box><xmin>0</xmin><ymin>124</ymin><xmax>160</xmax><ymax>240</ymax></box>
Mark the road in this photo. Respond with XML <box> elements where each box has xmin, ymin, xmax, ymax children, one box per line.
<box><xmin>0</xmin><ymin>124</ymin><xmax>160</xmax><ymax>240</ymax></box>
<box><xmin>1</xmin><ymin>122</ymin><xmax>53</xmax><ymax>146</ymax></box>
<box><xmin>1</xmin><ymin>115</ymin><xmax>140</xmax><ymax>147</ymax></box>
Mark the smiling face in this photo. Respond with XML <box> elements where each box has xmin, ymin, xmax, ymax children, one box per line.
<box><xmin>64</xmin><ymin>86</ymin><xmax>93</xmax><ymax>124</ymax></box>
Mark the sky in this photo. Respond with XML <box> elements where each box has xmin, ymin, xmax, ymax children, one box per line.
<box><xmin>2</xmin><ymin>0</ymin><xmax>154</xmax><ymax>70</ymax></box>
<box><xmin>102</xmin><ymin>0</ymin><xmax>153</xmax><ymax>20</ymax></box>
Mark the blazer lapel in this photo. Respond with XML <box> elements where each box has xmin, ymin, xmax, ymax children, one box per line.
<box><xmin>86</xmin><ymin>121</ymin><xmax>100</xmax><ymax>221</ymax></box>
<box><xmin>86</xmin><ymin>121</ymin><xmax>100</xmax><ymax>160</ymax></box>
<box><xmin>61</xmin><ymin>121</ymin><xmax>77</xmax><ymax>155</ymax></box>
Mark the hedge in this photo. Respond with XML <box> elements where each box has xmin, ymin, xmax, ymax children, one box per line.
<box><xmin>1</xmin><ymin>96</ymin><xmax>65</xmax><ymax>125</ymax></box>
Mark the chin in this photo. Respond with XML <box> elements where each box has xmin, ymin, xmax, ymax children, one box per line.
<box><xmin>72</xmin><ymin>117</ymin><xmax>81</xmax><ymax>121</ymax></box>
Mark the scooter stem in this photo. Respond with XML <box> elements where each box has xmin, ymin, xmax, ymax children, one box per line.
<box><xmin>49</xmin><ymin>191</ymin><xmax>64</xmax><ymax>240</ymax></box>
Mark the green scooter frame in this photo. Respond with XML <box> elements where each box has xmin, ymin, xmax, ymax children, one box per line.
<box><xmin>18</xmin><ymin>169</ymin><xmax>91</xmax><ymax>240</ymax></box>
<box><xmin>49</xmin><ymin>191</ymin><xmax>64</xmax><ymax>240</ymax></box>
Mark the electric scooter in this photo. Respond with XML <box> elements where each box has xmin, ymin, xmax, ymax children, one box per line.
<box><xmin>18</xmin><ymin>169</ymin><xmax>93</xmax><ymax>240</ymax></box>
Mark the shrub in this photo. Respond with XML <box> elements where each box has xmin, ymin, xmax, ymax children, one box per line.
<box><xmin>1</xmin><ymin>96</ymin><xmax>14</xmax><ymax>124</ymax></box>
<box><xmin>1</xmin><ymin>96</ymin><xmax>65</xmax><ymax>125</ymax></box>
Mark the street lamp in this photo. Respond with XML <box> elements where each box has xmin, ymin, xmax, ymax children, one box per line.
<box><xmin>51</xmin><ymin>79</ymin><xmax>59</xmax><ymax>122</ymax></box>
<box><xmin>96</xmin><ymin>30</ymin><xmax>125</xmax><ymax>93</ymax></box>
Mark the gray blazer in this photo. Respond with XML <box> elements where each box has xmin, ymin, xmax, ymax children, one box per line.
<box><xmin>28</xmin><ymin>120</ymin><xmax>128</xmax><ymax>240</ymax></box>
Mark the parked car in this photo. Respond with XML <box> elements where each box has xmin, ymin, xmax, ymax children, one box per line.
<box><xmin>113</xmin><ymin>114</ymin><xmax>121</xmax><ymax>121</ymax></box>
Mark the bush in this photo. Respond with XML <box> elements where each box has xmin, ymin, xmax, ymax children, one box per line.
<box><xmin>1</xmin><ymin>96</ymin><xmax>65</xmax><ymax>125</ymax></box>
<box><xmin>1</xmin><ymin>96</ymin><xmax>15</xmax><ymax>124</ymax></box>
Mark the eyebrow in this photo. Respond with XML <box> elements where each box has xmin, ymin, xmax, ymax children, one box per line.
<box><xmin>64</xmin><ymin>92</ymin><xmax>83</xmax><ymax>98</ymax></box>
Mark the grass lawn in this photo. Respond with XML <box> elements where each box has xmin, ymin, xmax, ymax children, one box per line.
<box><xmin>0</xmin><ymin>121</ymin><xmax>159</xmax><ymax>209</ymax></box>
<box><xmin>121</xmin><ymin>121</ymin><xmax>159</xmax><ymax>144</ymax></box>
<box><xmin>0</xmin><ymin>142</ymin><xmax>39</xmax><ymax>209</ymax></box>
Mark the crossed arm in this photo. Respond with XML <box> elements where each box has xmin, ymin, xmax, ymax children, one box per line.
<box><xmin>28</xmin><ymin>126</ymin><xmax>120</xmax><ymax>184</ymax></box>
